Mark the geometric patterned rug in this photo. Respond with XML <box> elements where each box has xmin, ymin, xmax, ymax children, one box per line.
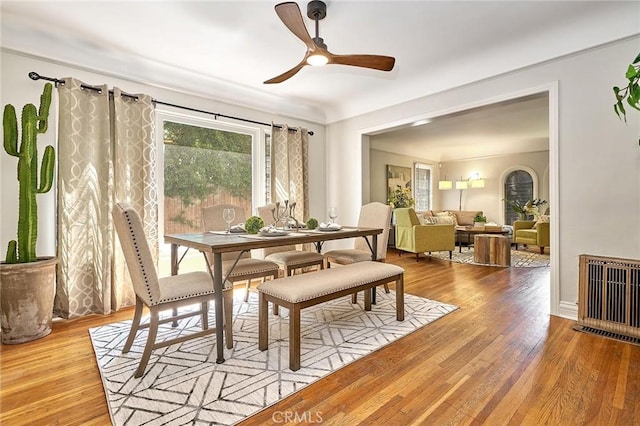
<box><xmin>89</xmin><ymin>289</ymin><xmax>457</xmax><ymax>425</ymax></box>
<box><xmin>423</xmin><ymin>247</ymin><xmax>550</xmax><ymax>267</ymax></box>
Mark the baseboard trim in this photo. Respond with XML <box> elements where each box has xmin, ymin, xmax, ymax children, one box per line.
<box><xmin>556</xmin><ymin>301</ymin><xmax>578</xmax><ymax>320</ymax></box>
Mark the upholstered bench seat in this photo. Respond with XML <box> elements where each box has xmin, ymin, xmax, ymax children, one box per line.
<box><xmin>257</xmin><ymin>261</ymin><xmax>404</xmax><ymax>371</ymax></box>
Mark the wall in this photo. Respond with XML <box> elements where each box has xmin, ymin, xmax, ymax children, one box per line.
<box><xmin>369</xmin><ymin>149</ymin><xmax>437</xmax><ymax>205</ymax></box>
<box><xmin>438</xmin><ymin>151</ymin><xmax>549</xmax><ymax>222</ymax></box>
<box><xmin>0</xmin><ymin>50</ymin><xmax>327</xmax><ymax>258</ymax></box>
<box><xmin>327</xmin><ymin>37</ymin><xmax>640</xmax><ymax>319</ymax></box>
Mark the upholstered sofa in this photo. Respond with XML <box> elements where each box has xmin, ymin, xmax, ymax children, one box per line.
<box><xmin>395</xmin><ymin>208</ymin><xmax>456</xmax><ymax>260</ymax></box>
<box><xmin>421</xmin><ymin>210</ymin><xmax>484</xmax><ymax>227</ymax></box>
<box><xmin>514</xmin><ymin>219</ymin><xmax>550</xmax><ymax>254</ymax></box>
<box><xmin>417</xmin><ymin>209</ymin><xmax>484</xmax><ymax>245</ymax></box>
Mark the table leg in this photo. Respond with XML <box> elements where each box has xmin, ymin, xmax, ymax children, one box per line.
<box><xmin>212</xmin><ymin>252</ymin><xmax>225</xmax><ymax>364</ymax></box>
<box><xmin>171</xmin><ymin>243</ymin><xmax>179</xmax><ymax>275</ymax></box>
<box><xmin>170</xmin><ymin>244</ymin><xmax>179</xmax><ymax>326</ymax></box>
<box><xmin>372</xmin><ymin>234</ymin><xmax>378</xmax><ymax>305</ymax></box>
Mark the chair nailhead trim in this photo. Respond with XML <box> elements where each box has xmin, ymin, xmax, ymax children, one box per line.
<box><xmin>122</xmin><ymin>207</ymin><xmax>154</xmax><ymax>302</ymax></box>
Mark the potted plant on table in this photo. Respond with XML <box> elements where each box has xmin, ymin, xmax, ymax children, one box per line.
<box><xmin>473</xmin><ymin>213</ymin><xmax>487</xmax><ymax>228</ymax></box>
<box><xmin>0</xmin><ymin>83</ymin><xmax>58</xmax><ymax>344</ymax></box>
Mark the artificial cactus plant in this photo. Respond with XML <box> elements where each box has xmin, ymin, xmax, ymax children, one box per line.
<box><xmin>3</xmin><ymin>83</ymin><xmax>55</xmax><ymax>264</ymax></box>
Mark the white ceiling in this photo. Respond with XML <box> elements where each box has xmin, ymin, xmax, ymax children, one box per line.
<box><xmin>370</xmin><ymin>92</ymin><xmax>550</xmax><ymax>161</ymax></box>
<box><xmin>2</xmin><ymin>1</ymin><xmax>638</xmax><ymax>125</ymax></box>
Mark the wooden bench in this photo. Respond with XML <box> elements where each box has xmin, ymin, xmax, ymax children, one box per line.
<box><xmin>257</xmin><ymin>261</ymin><xmax>405</xmax><ymax>371</ymax></box>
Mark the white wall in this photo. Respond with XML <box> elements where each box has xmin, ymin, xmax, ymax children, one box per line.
<box><xmin>369</xmin><ymin>149</ymin><xmax>437</xmax><ymax>205</ymax></box>
<box><xmin>327</xmin><ymin>37</ymin><xmax>640</xmax><ymax>318</ymax></box>
<box><xmin>0</xmin><ymin>50</ymin><xmax>327</xmax><ymax>258</ymax></box>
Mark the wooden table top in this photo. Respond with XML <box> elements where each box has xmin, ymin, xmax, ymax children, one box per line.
<box><xmin>165</xmin><ymin>226</ymin><xmax>383</xmax><ymax>253</ymax></box>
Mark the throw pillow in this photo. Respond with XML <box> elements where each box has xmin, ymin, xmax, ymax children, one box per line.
<box><xmin>433</xmin><ymin>215</ymin><xmax>454</xmax><ymax>225</ymax></box>
<box><xmin>533</xmin><ymin>215</ymin><xmax>550</xmax><ymax>228</ymax></box>
<box><xmin>436</xmin><ymin>211</ymin><xmax>459</xmax><ymax>227</ymax></box>
<box><xmin>423</xmin><ymin>216</ymin><xmax>437</xmax><ymax>225</ymax></box>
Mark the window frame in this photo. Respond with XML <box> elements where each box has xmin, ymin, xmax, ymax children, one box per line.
<box><xmin>155</xmin><ymin>109</ymin><xmax>265</xmax><ymax>244</ymax></box>
<box><xmin>413</xmin><ymin>162</ymin><xmax>433</xmax><ymax>211</ymax></box>
<box><xmin>500</xmin><ymin>166</ymin><xmax>539</xmax><ymax>224</ymax></box>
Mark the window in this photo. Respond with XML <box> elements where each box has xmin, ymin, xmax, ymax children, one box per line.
<box><xmin>413</xmin><ymin>163</ymin><xmax>432</xmax><ymax>211</ymax></box>
<box><xmin>503</xmin><ymin>170</ymin><xmax>533</xmax><ymax>225</ymax></box>
<box><xmin>156</xmin><ymin>112</ymin><xmax>263</xmax><ymax>276</ymax></box>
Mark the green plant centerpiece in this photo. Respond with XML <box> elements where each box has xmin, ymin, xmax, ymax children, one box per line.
<box><xmin>473</xmin><ymin>213</ymin><xmax>487</xmax><ymax>223</ymax></box>
<box><xmin>306</xmin><ymin>218</ymin><xmax>318</xmax><ymax>230</ymax></box>
<box><xmin>1</xmin><ymin>83</ymin><xmax>58</xmax><ymax>344</ymax></box>
<box><xmin>244</xmin><ymin>216</ymin><xmax>264</xmax><ymax>234</ymax></box>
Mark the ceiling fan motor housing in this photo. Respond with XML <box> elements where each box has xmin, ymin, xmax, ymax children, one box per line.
<box><xmin>307</xmin><ymin>0</ymin><xmax>327</xmax><ymax>20</ymax></box>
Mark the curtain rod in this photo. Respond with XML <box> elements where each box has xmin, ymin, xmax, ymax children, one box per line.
<box><xmin>28</xmin><ymin>72</ymin><xmax>314</xmax><ymax>136</ymax></box>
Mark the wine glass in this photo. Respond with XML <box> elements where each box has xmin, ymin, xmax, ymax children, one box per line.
<box><xmin>328</xmin><ymin>207</ymin><xmax>338</xmax><ymax>224</ymax></box>
<box><xmin>222</xmin><ymin>208</ymin><xmax>235</xmax><ymax>234</ymax></box>
<box><xmin>278</xmin><ymin>205</ymin><xmax>290</xmax><ymax>230</ymax></box>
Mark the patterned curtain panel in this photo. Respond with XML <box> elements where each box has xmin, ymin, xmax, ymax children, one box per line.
<box><xmin>56</xmin><ymin>79</ymin><xmax>157</xmax><ymax>318</ymax></box>
<box><xmin>270</xmin><ymin>124</ymin><xmax>310</xmax><ymax>222</ymax></box>
<box><xmin>112</xmin><ymin>88</ymin><xmax>158</xmax><ymax>311</ymax></box>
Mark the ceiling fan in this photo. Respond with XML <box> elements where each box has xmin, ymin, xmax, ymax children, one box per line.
<box><xmin>264</xmin><ymin>1</ymin><xmax>396</xmax><ymax>84</ymax></box>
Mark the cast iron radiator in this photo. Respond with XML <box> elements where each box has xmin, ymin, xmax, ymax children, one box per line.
<box><xmin>576</xmin><ymin>254</ymin><xmax>640</xmax><ymax>342</ymax></box>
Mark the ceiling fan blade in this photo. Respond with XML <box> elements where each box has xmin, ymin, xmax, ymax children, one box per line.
<box><xmin>329</xmin><ymin>54</ymin><xmax>396</xmax><ymax>72</ymax></box>
<box><xmin>264</xmin><ymin>57</ymin><xmax>308</xmax><ymax>84</ymax></box>
<box><xmin>274</xmin><ymin>2</ymin><xmax>316</xmax><ymax>50</ymax></box>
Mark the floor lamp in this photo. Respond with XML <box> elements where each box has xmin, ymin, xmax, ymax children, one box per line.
<box><xmin>455</xmin><ymin>179</ymin><xmax>468</xmax><ymax>211</ymax></box>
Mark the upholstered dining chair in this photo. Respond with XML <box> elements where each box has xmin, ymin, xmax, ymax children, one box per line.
<box><xmin>113</xmin><ymin>202</ymin><xmax>233</xmax><ymax>378</ymax></box>
<box><xmin>256</xmin><ymin>204</ymin><xmax>325</xmax><ymax>276</ymax></box>
<box><xmin>323</xmin><ymin>202</ymin><xmax>392</xmax><ymax>299</ymax></box>
<box><xmin>202</xmin><ymin>204</ymin><xmax>279</xmax><ymax>302</ymax></box>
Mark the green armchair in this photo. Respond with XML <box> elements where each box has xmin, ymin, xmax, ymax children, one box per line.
<box><xmin>394</xmin><ymin>208</ymin><xmax>455</xmax><ymax>261</ymax></box>
<box><xmin>514</xmin><ymin>220</ymin><xmax>550</xmax><ymax>254</ymax></box>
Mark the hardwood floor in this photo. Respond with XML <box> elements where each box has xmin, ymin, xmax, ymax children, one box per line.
<box><xmin>2</xmin><ymin>250</ymin><xmax>639</xmax><ymax>425</ymax></box>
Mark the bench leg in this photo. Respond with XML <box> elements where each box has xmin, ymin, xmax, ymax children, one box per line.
<box><xmin>364</xmin><ymin>287</ymin><xmax>372</xmax><ymax>311</ymax></box>
<box><xmin>290</xmin><ymin>305</ymin><xmax>301</xmax><ymax>371</ymax></box>
<box><xmin>258</xmin><ymin>292</ymin><xmax>269</xmax><ymax>351</ymax></box>
<box><xmin>396</xmin><ymin>275</ymin><xmax>405</xmax><ymax>321</ymax></box>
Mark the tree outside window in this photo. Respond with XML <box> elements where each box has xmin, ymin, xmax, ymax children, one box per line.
<box><xmin>163</xmin><ymin>121</ymin><xmax>253</xmax><ymax>234</ymax></box>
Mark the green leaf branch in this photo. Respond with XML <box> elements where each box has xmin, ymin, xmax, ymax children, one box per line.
<box><xmin>613</xmin><ymin>52</ymin><xmax>640</xmax><ymax>122</ymax></box>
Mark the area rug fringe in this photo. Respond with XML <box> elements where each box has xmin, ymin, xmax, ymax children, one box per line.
<box><xmin>89</xmin><ymin>289</ymin><xmax>457</xmax><ymax>425</ymax></box>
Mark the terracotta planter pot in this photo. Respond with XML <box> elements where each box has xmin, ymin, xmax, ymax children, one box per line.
<box><xmin>0</xmin><ymin>256</ymin><xmax>58</xmax><ymax>344</ymax></box>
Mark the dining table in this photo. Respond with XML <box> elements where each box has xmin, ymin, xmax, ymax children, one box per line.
<box><xmin>164</xmin><ymin>226</ymin><xmax>383</xmax><ymax>364</ymax></box>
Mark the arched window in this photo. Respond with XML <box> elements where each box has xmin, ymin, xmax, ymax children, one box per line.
<box><xmin>503</xmin><ymin>170</ymin><xmax>534</xmax><ymax>225</ymax></box>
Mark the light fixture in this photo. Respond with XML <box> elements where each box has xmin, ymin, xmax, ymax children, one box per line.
<box><xmin>455</xmin><ymin>174</ymin><xmax>485</xmax><ymax>210</ymax></box>
<box><xmin>307</xmin><ymin>54</ymin><xmax>329</xmax><ymax>66</ymax></box>
<box><xmin>438</xmin><ymin>180</ymin><xmax>453</xmax><ymax>190</ymax></box>
<box><xmin>411</xmin><ymin>119</ymin><xmax>431</xmax><ymax>127</ymax></box>
<box><xmin>455</xmin><ymin>180</ymin><xmax>469</xmax><ymax>190</ymax></box>
<box><xmin>438</xmin><ymin>173</ymin><xmax>452</xmax><ymax>190</ymax></box>
<box><xmin>470</xmin><ymin>178</ymin><xmax>485</xmax><ymax>188</ymax></box>
<box><xmin>468</xmin><ymin>172</ymin><xmax>485</xmax><ymax>188</ymax></box>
